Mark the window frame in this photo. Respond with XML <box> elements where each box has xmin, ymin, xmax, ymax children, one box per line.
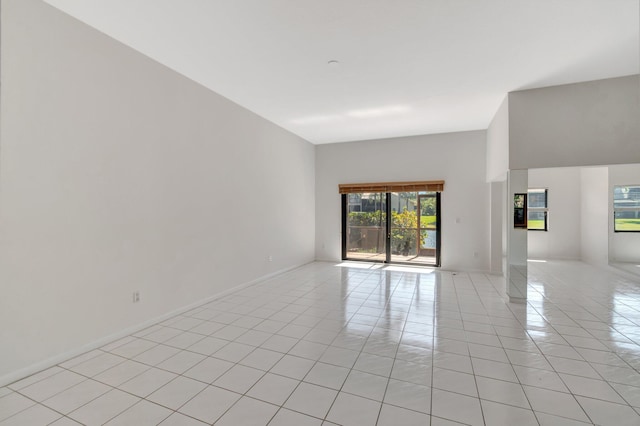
<box><xmin>613</xmin><ymin>184</ymin><xmax>640</xmax><ymax>233</ymax></box>
<box><xmin>527</xmin><ymin>188</ymin><xmax>548</xmax><ymax>231</ymax></box>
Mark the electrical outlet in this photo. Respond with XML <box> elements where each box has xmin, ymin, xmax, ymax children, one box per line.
<box><xmin>268</xmin><ymin>255</ymin><xmax>273</xmax><ymax>262</ymax></box>
<box><xmin>133</xmin><ymin>291</ymin><xmax>140</xmax><ymax>303</ymax></box>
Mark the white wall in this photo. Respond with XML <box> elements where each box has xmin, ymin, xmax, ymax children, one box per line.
<box><xmin>609</xmin><ymin>163</ymin><xmax>640</xmax><ymax>263</ymax></box>
<box><xmin>315</xmin><ymin>131</ymin><xmax>490</xmax><ymax>272</ymax></box>
<box><xmin>0</xmin><ymin>0</ymin><xmax>315</xmax><ymax>384</ymax></box>
<box><xmin>580</xmin><ymin>167</ymin><xmax>610</xmax><ymax>266</ymax></box>
<box><xmin>490</xmin><ymin>181</ymin><xmax>505</xmax><ymax>274</ymax></box>
<box><xmin>509</xmin><ymin>75</ymin><xmax>640</xmax><ymax>170</ymax></box>
<box><xmin>528</xmin><ymin>168</ymin><xmax>582</xmax><ymax>260</ymax></box>
<box><xmin>486</xmin><ymin>96</ymin><xmax>509</xmax><ymax>182</ymax></box>
<box><xmin>506</xmin><ymin>170</ymin><xmax>528</xmax><ymax>300</ymax></box>
<box><xmin>486</xmin><ymin>97</ymin><xmax>509</xmax><ymax>275</ymax></box>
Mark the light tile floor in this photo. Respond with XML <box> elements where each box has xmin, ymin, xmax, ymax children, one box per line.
<box><xmin>2</xmin><ymin>260</ymin><xmax>640</xmax><ymax>425</ymax></box>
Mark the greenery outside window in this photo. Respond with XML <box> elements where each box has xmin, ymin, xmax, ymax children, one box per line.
<box><xmin>528</xmin><ymin>189</ymin><xmax>548</xmax><ymax>231</ymax></box>
<box><xmin>614</xmin><ymin>185</ymin><xmax>640</xmax><ymax>232</ymax></box>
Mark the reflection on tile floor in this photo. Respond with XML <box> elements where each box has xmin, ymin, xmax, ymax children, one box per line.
<box><xmin>2</xmin><ymin>260</ymin><xmax>640</xmax><ymax>425</ymax></box>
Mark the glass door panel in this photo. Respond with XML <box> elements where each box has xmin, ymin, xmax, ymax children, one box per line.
<box><xmin>390</xmin><ymin>192</ymin><xmax>419</xmax><ymax>263</ymax></box>
<box><xmin>345</xmin><ymin>193</ymin><xmax>386</xmax><ymax>262</ymax></box>
<box><xmin>418</xmin><ymin>192</ymin><xmax>438</xmax><ymax>264</ymax></box>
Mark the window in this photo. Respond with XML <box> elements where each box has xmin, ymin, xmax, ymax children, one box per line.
<box><xmin>347</xmin><ymin>193</ymin><xmax>362</xmax><ymax>212</ymax></box>
<box><xmin>614</xmin><ymin>185</ymin><xmax>640</xmax><ymax>232</ymax></box>
<box><xmin>528</xmin><ymin>189</ymin><xmax>548</xmax><ymax>231</ymax></box>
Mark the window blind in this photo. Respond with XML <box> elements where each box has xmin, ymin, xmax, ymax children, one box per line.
<box><xmin>338</xmin><ymin>180</ymin><xmax>444</xmax><ymax>194</ymax></box>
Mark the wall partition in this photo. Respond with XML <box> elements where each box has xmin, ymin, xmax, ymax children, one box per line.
<box><xmin>340</xmin><ymin>181</ymin><xmax>443</xmax><ymax>266</ymax></box>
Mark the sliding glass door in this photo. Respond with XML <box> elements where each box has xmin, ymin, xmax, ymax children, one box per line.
<box><xmin>342</xmin><ymin>191</ymin><xmax>440</xmax><ymax>266</ymax></box>
<box><xmin>418</xmin><ymin>192</ymin><xmax>439</xmax><ymax>262</ymax></box>
<box><xmin>390</xmin><ymin>192</ymin><xmax>419</xmax><ymax>262</ymax></box>
<box><xmin>343</xmin><ymin>193</ymin><xmax>387</xmax><ymax>262</ymax></box>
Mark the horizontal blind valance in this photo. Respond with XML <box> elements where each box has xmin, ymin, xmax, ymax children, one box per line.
<box><xmin>339</xmin><ymin>180</ymin><xmax>444</xmax><ymax>194</ymax></box>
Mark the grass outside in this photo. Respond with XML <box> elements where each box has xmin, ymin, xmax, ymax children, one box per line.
<box><xmin>615</xmin><ymin>219</ymin><xmax>640</xmax><ymax>231</ymax></box>
<box><xmin>528</xmin><ymin>219</ymin><xmax>545</xmax><ymax>230</ymax></box>
<box><xmin>420</xmin><ymin>215</ymin><xmax>436</xmax><ymax>227</ymax></box>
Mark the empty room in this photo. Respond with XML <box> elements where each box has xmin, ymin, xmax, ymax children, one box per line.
<box><xmin>1</xmin><ymin>0</ymin><xmax>640</xmax><ymax>425</ymax></box>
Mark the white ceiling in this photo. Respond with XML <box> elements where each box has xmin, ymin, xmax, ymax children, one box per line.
<box><xmin>44</xmin><ymin>0</ymin><xmax>639</xmax><ymax>144</ymax></box>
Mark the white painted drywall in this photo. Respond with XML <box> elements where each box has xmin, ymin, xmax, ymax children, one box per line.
<box><xmin>527</xmin><ymin>168</ymin><xmax>582</xmax><ymax>260</ymax></box>
<box><xmin>580</xmin><ymin>167</ymin><xmax>610</xmax><ymax>266</ymax></box>
<box><xmin>506</xmin><ymin>170</ymin><xmax>528</xmax><ymax>300</ymax></box>
<box><xmin>501</xmin><ymin>179</ymin><xmax>508</xmax><ymax>276</ymax></box>
<box><xmin>608</xmin><ymin>163</ymin><xmax>640</xmax><ymax>263</ymax></box>
<box><xmin>490</xmin><ymin>181</ymin><xmax>505</xmax><ymax>274</ymax></box>
<box><xmin>486</xmin><ymin>96</ymin><xmax>509</xmax><ymax>182</ymax></box>
<box><xmin>315</xmin><ymin>131</ymin><xmax>490</xmax><ymax>272</ymax></box>
<box><xmin>509</xmin><ymin>75</ymin><xmax>640</xmax><ymax>170</ymax></box>
<box><xmin>0</xmin><ymin>0</ymin><xmax>315</xmax><ymax>384</ymax></box>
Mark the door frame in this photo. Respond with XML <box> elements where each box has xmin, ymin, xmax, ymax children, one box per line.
<box><xmin>341</xmin><ymin>191</ymin><xmax>441</xmax><ymax>267</ymax></box>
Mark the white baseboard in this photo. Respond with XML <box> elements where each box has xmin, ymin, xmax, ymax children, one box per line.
<box><xmin>0</xmin><ymin>261</ymin><xmax>311</xmax><ymax>388</ymax></box>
